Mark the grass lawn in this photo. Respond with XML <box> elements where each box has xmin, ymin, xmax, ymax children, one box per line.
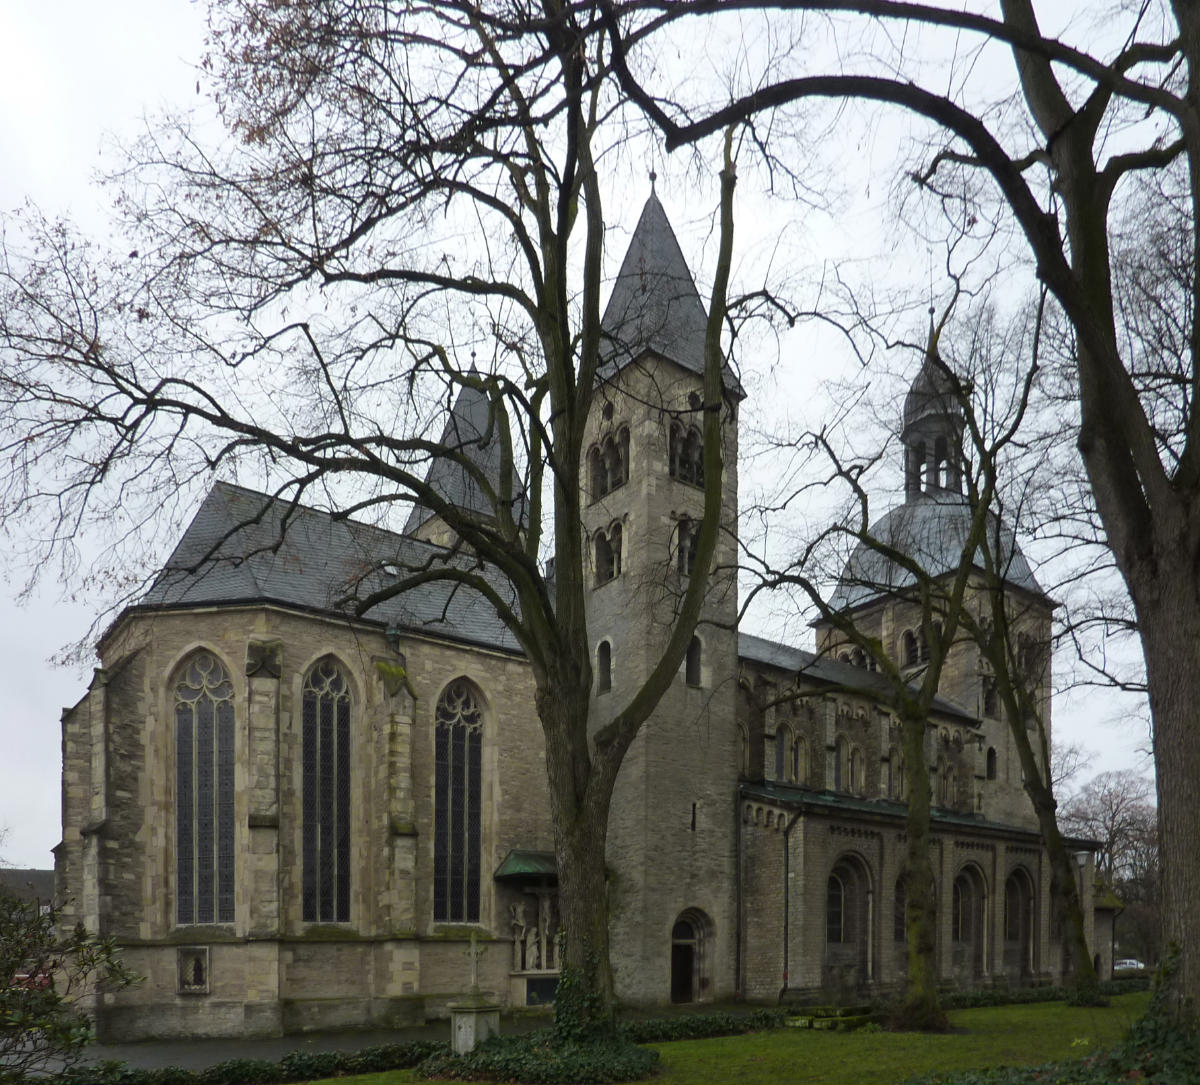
<box><xmin>307</xmin><ymin>990</ymin><xmax>1150</xmax><ymax>1085</ymax></box>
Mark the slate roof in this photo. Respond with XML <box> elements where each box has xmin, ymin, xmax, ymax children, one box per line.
<box><xmin>827</xmin><ymin>492</ymin><xmax>1045</xmax><ymax>614</ymax></box>
<box><xmin>902</xmin><ymin>336</ymin><xmax>963</xmax><ymax>439</ymax></box>
<box><xmin>404</xmin><ymin>380</ymin><xmax>525</xmax><ymax>536</ymax></box>
<box><xmin>599</xmin><ymin>192</ymin><xmax>743</xmax><ymax>396</ymax></box>
<box><xmin>136</xmin><ymin>482</ymin><xmax>522</xmax><ymax>653</ymax></box>
<box><xmin>0</xmin><ymin>868</ymin><xmax>55</xmax><ymax>904</ymax></box>
<box><xmin>738</xmin><ymin>631</ymin><xmax>977</xmax><ymax>723</ymax></box>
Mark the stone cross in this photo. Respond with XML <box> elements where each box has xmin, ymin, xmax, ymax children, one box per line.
<box><xmin>466</xmin><ymin>930</ymin><xmax>486</xmax><ymax>994</ymax></box>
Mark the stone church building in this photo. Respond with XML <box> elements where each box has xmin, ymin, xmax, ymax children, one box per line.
<box><xmin>55</xmin><ymin>193</ymin><xmax>1110</xmax><ymax>1040</ymax></box>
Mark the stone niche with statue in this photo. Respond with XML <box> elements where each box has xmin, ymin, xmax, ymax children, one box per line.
<box><xmin>495</xmin><ymin>849</ymin><xmax>560</xmax><ymax>1007</ymax></box>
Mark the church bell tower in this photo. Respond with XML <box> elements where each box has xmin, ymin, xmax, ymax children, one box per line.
<box><xmin>581</xmin><ymin>190</ymin><xmax>742</xmax><ymax>1005</ymax></box>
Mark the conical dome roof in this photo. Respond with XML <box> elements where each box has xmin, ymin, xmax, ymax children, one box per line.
<box><xmin>827</xmin><ymin>492</ymin><xmax>1044</xmax><ymax>613</ymax></box>
<box><xmin>901</xmin><ymin>325</ymin><xmax>963</xmax><ymax>440</ymax></box>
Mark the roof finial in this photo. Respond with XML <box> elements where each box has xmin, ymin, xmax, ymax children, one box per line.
<box><xmin>649</xmin><ymin>169</ymin><xmax>657</xmax><ymax>193</ymax></box>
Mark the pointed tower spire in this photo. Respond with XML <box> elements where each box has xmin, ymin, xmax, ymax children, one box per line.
<box><xmin>405</xmin><ymin>379</ymin><xmax>521</xmax><ymax>544</ymax></box>
<box><xmin>599</xmin><ymin>192</ymin><xmax>743</xmax><ymax>396</ymax></box>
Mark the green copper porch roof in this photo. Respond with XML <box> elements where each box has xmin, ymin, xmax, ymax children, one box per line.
<box><xmin>494</xmin><ymin>849</ymin><xmax>557</xmax><ymax>882</ymax></box>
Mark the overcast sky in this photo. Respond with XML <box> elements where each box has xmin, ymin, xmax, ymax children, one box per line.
<box><xmin>0</xmin><ymin>1</ymin><xmax>1154</xmax><ymax>869</ymax></box>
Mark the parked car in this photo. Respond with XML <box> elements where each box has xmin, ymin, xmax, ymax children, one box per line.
<box><xmin>1114</xmin><ymin>958</ymin><xmax>1146</xmax><ymax>971</ymax></box>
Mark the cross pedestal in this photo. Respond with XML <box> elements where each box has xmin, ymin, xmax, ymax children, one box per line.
<box><xmin>448</xmin><ymin>932</ymin><xmax>501</xmax><ymax>1054</ymax></box>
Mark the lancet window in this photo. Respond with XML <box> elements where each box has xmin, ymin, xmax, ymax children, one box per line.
<box><xmin>174</xmin><ymin>651</ymin><xmax>235</xmax><ymax>925</ymax></box>
<box><xmin>302</xmin><ymin>658</ymin><xmax>352</xmax><ymax>923</ymax></box>
<box><xmin>434</xmin><ymin>679</ymin><xmax>484</xmax><ymax>923</ymax></box>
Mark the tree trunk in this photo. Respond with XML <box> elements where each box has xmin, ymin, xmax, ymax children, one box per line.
<box><xmin>895</xmin><ymin>711</ymin><xmax>950</xmax><ymax>1031</ymax></box>
<box><xmin>1126</xmin><ymin>559</ymin><xmax>1200</xmax><ymax>1025</ymax></box>
<box><xmin>1006</xmin><ymin>716</ymin><xmax>1101</xmax><ymax>1001</ymax></box>
<box><xmin>537</xmin><ymin>684</ymin><xmax>618</xmax><ymax>1034</ymax></box>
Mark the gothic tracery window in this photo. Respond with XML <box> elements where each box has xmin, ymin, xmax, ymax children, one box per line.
<box><xmin>302</xmin><ymin>658</ymin><xmax>351</xmax><ymax>923</ymax></box>
<box><xmin>434</xmin><ymin>679</ymin><xmax>484</xmax><ymax>923</ymax></box>
<box><xmin>175</xmin><ymin>651</ymin><xmax>235</xmax><ymax>925</ymax></box>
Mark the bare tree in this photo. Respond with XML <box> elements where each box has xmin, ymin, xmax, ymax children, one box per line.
<box><xmin>738</xmin><ymin>280</ymin><xmax>1105</xmax><ymax>1023</ymax></box>
<box><xmin>607</xmin><ymin>0</ymin><xmax>1200</xmax><ymax>1020</ymax></box>
<box><xmin>0</xmin><ymin>1</ymin><xmax>744</xmax><ymax>1026</ymax></box>
<box><xmin>1060</xmin><ymin>771</ymin><xmax>1156</xmax><ymax>885</ymax></box>
<box><xmin>1060</xmin><ymin>769</ymin><xmax>1160</xmax><ymax>967</ymax></box>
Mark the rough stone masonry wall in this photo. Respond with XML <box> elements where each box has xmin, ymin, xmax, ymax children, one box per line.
<box><xmin>585</xmin><ymin>359</ymin><xmax>740</xmax><ymax>1007</ymax></box>
<box><xmin>72</xmin><ymin>601</ymin><xmax>549</xmax><ymax>1040</ymax></box>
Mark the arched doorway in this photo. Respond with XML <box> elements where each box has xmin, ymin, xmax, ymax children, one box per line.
<box><xmin>824</xmin><ymin>854</ymin><xmax>872</xmax><ymax>994</ymax></box>
<box><xmin>952</xmin><ymin>866</ymin><xmax>987</xmax><ymax>982</ymax></box>
<box><xmin>1004</xmin><ymin>868</ymin><xmax>1035</xmax><ymax>982</ymax></box>
<box><xmin>670</xmin><ymin>909</ymin><xmax>711</xmax><ymax>1003</ymax></box>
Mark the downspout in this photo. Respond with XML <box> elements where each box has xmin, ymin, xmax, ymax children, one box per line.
<box><xmin>779</xmin><ymin>810</ymin><xmax>802</xmax><ymax>1003</ymax></box>
<box><xmin>735</xmin><ymin>787</ymin><xmax>743</xmax><ymax>998</ymax></box>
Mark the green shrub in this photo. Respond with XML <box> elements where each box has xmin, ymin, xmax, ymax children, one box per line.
<box><xmin>198</xmin><ymin>1058</ymin><xmax>283</xmax><ymax>1084</ymax></box>
<box><xmin>46</xmin><ymin>1039</ymin><xmax>445</xmax><ymax>1085</ymax></box>
<box><xmin>0</xmin><ymin>893</ymin><xmax>138</xmax><ymax>1083</ymax></box>
<box><xmin>418</xmin><ymin>1032</ymin><xmax>659</xmax><ymax>1084</ymax></box>
<box><xmin>618</xmin><ymin>1007</ymin><xmax>786</xmax><ymax>1043</ymax></box>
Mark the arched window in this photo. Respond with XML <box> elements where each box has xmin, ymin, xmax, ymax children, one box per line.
<box><xmin>982</xmin><ymin>676</ymin><xmax>999</xmax><ymax>718</ymax></box>
<box><xmin>849</xmin><ymin>746</ymin><xmax>863</xmax><ymax>794</ymax></box>
<box><xmin>594</xmin><ymin>525</ymin><xmax>621</xmax><ymax>585</ymax></box>
<box><xmin>901</xmin><ymin>630</ymin><xmax>918</xmax><ymax>667</ymax></box>
<box><xmin>826</xmin><ymin>872</ymin><xmax>847</xmax><ymax>943</ymax></box>
<box><xmin>826</xmin><ymin>856</ymin><xmax>870</xmax><ymax>956</ymax></box>
<box><xmin>302</xmin><ymin>658</ymin><xmax>351</xmax><ymax>923</ymax></box>
<box><xmin>791</xmin><ymin>736</ymin><xmax>807</xmax><ymax>785</ymax></box>
<box><xmin>677</xmin><ymin>519</ymin><xmax>699</xmax><ymax>576</ymax></box>
<box><xmin>603</xmin><ymin>435</ymin><xmax>624</xmax><ymax>492</ymax></box>
<box><xmin>434</xmin><ymin>679</ymin><xmax>483</xmax><ymax>923</ymax></box>
<box><xmin>1018</xmin><ymin>632</ymin><xmax>1044</xmax><ymax>686</ymax></box>
<box><xmin>834</xmin><ymin>735</ymin><xmax>849</xmax><ymax>791</ymax></box>
<box><xmin>934</xmin><ymin>435</ymin><xmax>949</xmax><ymax>488</ymax></box>
<box><xmin>589</xmin><ymin>428</ymin><xmax>630</xmax><ymax>500</ymax></box>
<box><xmin>174</xmin><ymin>651</ymin><xmax>235</xmax><ymax>925</ymax></box>
<box><xmin>669</xmin><ymin>422</ymin><xmax>704</xmax><ymax>486</ymax></box>
<box><xmin>684</xmin><ymin>427</ymin><xmax>704</xmax><ymax>486</ymax></box>
<box><xmin>588</xmin><ymin>446</ymin><xmax>605</xmax><ymax>501</ymax></box>
<box><xmin>894</xmin><ymin>875</ymin><xmax>907</xmax><ymax>943</ymax></box>
<box><xmin>596</xmin><ymin>640</ymin><xmax>612</xmax><ymax>694</ymax></box>
<box><xmin>986</xmin><ymin>747</ymin><xmax>998</xmax><ymax>780</ymax></box>
<box><xmin>669</xmin><ymin>422</ymin><xmax>684</xmax><ymax>480</ymax></box>
<box><xmin>918</xmin><ymin>624</ymin><xmax>936</xmax><ymax>663</ymax></box>
<box><xmin>775</xmin><ymin>725</ymin><xmax>791</xmax><ymax>781</ymax></box>
<box><xmin>686</xmin><ymin>636</ymin><xmax>702</xmax><ymax>687</ymax></box>
<box><xmin>850</xmin><ymin>646</ymin><xmax>867</xmax><ymax>669</ymax></box>
<box><xmin>886</xmin><ymin>746</ymin><xmax>900</xmax><ymax>799</ymax></box>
